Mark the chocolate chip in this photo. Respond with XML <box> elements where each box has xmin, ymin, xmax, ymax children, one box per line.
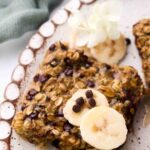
<box><xmin>85</xmin><ymin>61</ymin><xmax>93</xmax><ymax>68</ymax></box>
<box><xmin>39</xmin><ymin>74</ymin><xmax>51</xmax><ymax>83</ymax></box>
<box><xmin>88</xmin><ymin>98</ymin><xmax>96</xmax><ymax>107</ymax></box>
<box><xmin>50</xmin><ymin>58</ymin><xmax>59</xmax><ymax>67</ymax></box>
<box><xmin>47</xmin><ymin>121</ymin><xmax>56</xmax><ymax>126</ymax></box>
<box><xmin>64</xmin><ymin>67</ymin><xmax>73</xmax><ymax>76</ymax></box>
<box><xmin>26</xmin><ymin>95</ymin><xmax>32</xmax><ymax>100</ymax></box>
<box><xmin>46</xmin><ymin>96</ymin><xmax>51</xmax><ymax>101</ymax></box>
<box><xmin>76</xmin><ymin>97</ymin><xmax>84</xmax><ymax>106</ymax></box>
<box><xmin>28</xmin><ymin>89</ymin><xmax>38</xmax><ymax>96</ymax></box>
<box><xmin>30</xmin><ymin>113</ymin><xmax>38</xmax><ymax>119</ymax></box>
<box><xmin>55</xmin><ymin>107</ymin><xmax>64</xmax><ymax>117</ymax></box>
<box><xmin>72</xmin><ymin>104</ymin><xmax>81</xmax><ymax>113</ymax></box>
<box><xmin>64</xmin><ymin>57</ymin><xmax>72</xmax><ymax>65</ymax></box>
<box><xmin>21</xmin><ymin>105</ymin><xmax>26</xmax><ymax>111</ymax></box>
<box><xmin>60</xmin><ymin>42</ymin><xmax>68</xmax><ymax>51</ymax></box>
<box><xmin>34</xmin><ymin>74</ymin><xmax>40</xmax><ymax>82</ymax></box>
<box><xmin>49</xmin><ymin>44</ymin><xmax>56</xmax><ymax>51</ymax></box>
<box><xmin>52</xmin><ymin>139</ymin><xmax>60</xmax><ymax>148</ymax></box>
<box><xmin>64</xmin><ymin>122</ymin><xmax>73</xmax><ymax>132</ymax></box>
<box><xmin>86</xmin><ymin>90</ymin><xmax>93</xmax><ymax>98</ymax></box>
<box><xmin>26</xmin><ymin>89</ymin><xmax>38</xmax><ymax>100</ymax></box>
<box><xmin>79</xmin><ymin>73</ymin><xmax>85</xmax><ymax>78</ymax></box>
<box><xmin>131</xmin><ymin>139</ymin><xmax>134</xmax><ymax>143</ymax></box>
<box><xmin>126</xmin><ymin>38</ymin><xmax>131</xmax><ymax>46</ymax></box>
<box><xmin>86</xmin><ymin>80</ymin><xmax>95</xmax><ymax>88</ymax></box>
<box><xmin>81</xmin><ymin>54</ymin><xmax>88</xmax><ymax>62</ymax></box>
<box><xmin>76</xmin><ymin>132</ymin><xmax>82</xmax><ymax>139</ymax></box>
<box><xmin>96</xmin><ymin>67</ymin><xmax>100</xmax><ymax>73</ymax></box>
<box><xmin>105</xmin><ymin>64</ymin><xmax>111</xmax><ymax>70</ymax></box>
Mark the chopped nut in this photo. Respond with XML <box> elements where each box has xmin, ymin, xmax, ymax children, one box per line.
<box><xmin>55</xmin><ymin>97</ymin><xmax>63</xmax><ymax>107</ymax></box>
<box><xmin>23</xmin><ymin>118</ymin><xmax>31</xmax><ymax>129</ymax></box>
<box><xmin>51</xmin><ymin>129</ymin><xmax>60</xmax><ymax>136</ymax></box>
<box><xmin>50</xmin><ymin>58</ymin><xmax>59</xmax><ymax>67</ymax></box>
<box><xmin>51</xmin><ymin>95</ymin><xmax>58</xmax><ymax>101</ymax></box>
<box><xmin>60</xmin><ymin>131</ymin><xmax>69</xmax><ymax>139</ymax></box>
<box><xmin>35</xmin><ymin>93</ymin><xmax>44</xmax><ymax>101</ymax></box>
<box><xmin>25</xmin><ymin>105</ymin><xmax>34</xmax><ymax>115</ymax></box>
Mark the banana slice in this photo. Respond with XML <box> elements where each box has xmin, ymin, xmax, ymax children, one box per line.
<box><xmin>80</xmin><ymin>106</ymin><xmax>127</xmax><ymax>150</ymax></box>
<box><xmin>90</xmin><ymin>35</ymin><xmax>126</xmax><ymax>64</ymax></box>
<box><xmin>63</xmin><ymin>89</ymin><xmax>108</xmax><ymax>126</ymax></box>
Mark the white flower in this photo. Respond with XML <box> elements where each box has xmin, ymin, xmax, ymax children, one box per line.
<box><xmin>68</xmin><ymin>0</ymin><xmax>122</xmax><ymax>48</ymax></box>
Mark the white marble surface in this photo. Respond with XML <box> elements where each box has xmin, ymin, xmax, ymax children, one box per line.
<box><xmin>0</xmin><ymin>0</ymin><xmax>150</xmax><ymax>150</ymax></box>
<box><xmin>0</xmin><ymin>31</ymin><xmax>35</xmax><ymax>103</ymax></box>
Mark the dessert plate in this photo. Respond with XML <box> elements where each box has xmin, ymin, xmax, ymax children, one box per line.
<box><xmin>0</xmin><ymin>0</ymin><xmax>150</xmax><ymax>150</ymax></box>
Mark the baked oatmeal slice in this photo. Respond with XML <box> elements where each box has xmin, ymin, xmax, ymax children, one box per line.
<box><xmin>133</xmin><ymin>19</ymin><xmax>150</xmax><ymax>87</ymax></box>
<box><xmin>12</xmin><ymin>42</ymin><xmax>144</xmax><ymax>149</ymax></box>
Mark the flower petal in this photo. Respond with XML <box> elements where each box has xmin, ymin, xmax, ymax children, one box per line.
<box><xmin>87</xmin><ymin>30</ymin><xmax>107</xmax><ymax>48</ymax></box>
<box><xmin>75</xmin><ymin>31</ymin><xmax>89</xmax><ymax>47</ymax></box>
<box><xmin>106</xmin><ymin>22</ymin><xmax>120</xmax><ymax>40</ymax></box>
<box><xmin>68</xmin><ymin>0</ymin><xmax>122</xmax><ymax>48</ymax></box>
<box><xmin>98</xmin><ymin>0</ymin><xmax>122</xmax><ymax>21</ymax></box>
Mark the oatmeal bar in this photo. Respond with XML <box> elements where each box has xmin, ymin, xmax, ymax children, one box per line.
<box><xmin>12</xmin><ymin>42</ymin><xmax>144</xmax><ymax>149</ymax></box>
<box><xmin>133</xmin><ymin>19</ymin><xmax>150</xmax><ymax>87</ymax></box>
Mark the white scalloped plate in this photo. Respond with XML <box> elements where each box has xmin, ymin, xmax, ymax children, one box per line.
<box><xmin>0</xmin><ymin>0</ymin><xmax>150</xmax><ymax>150</ymax></box>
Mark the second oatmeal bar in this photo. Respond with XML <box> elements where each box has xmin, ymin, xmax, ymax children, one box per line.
<box><xmin>12</xmin><ymin>42</ymin><xmax>144</xmax><ymax>149</ymax></box>
<box><xmin>133</xmin><ymin>19</ymin><xmax>150</xmax><ymax>87</ymax></box>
